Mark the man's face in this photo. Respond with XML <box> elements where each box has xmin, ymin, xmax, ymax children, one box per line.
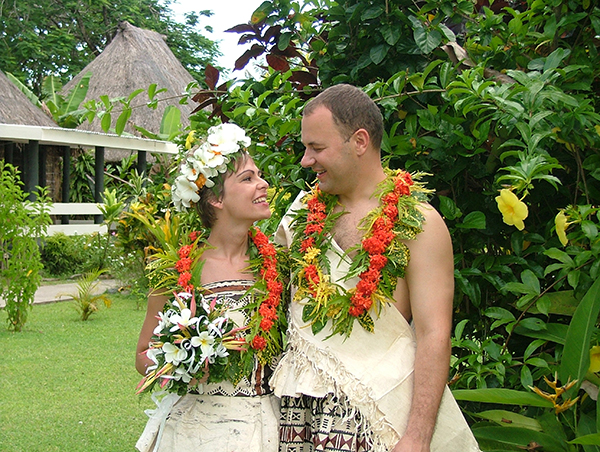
<box><xmin>300</xmin><ymin>106</ymin><xmax>355</xmax><ymax>195</ymax></box>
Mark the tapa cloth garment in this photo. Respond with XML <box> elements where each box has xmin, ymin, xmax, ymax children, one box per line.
<box><xmin>270</xmin><ymin>192</ymin><xmax>480</xmax><ymax>452</ymax></box>
<box><xmin>136</xmin><ymin>392</ymin><xmax>279</xmax><ymax>452</ymax></box>
<box><xmin>136</xmin><ymin>280</ymin><xmax>280</xmax><ymax>452</ymax></box>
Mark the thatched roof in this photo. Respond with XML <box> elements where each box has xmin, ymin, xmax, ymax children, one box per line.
<box><xmin>0</xmin><ymin>70</ymin><xmax>56</xmax><ymax>127</ymax></box>
<box><xmin>63</xmin><ymin>21</ymin><xmax>196</xmax><ymax>137</ymax></box>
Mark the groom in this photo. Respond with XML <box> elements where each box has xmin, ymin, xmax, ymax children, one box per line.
<box><xmin>272</xmin><ymin>84</ymin><xmax>480</xmax><ymax>452</ymax></box>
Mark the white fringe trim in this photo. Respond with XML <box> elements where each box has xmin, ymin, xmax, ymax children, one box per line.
<box><xmin>273</xmin><ymin>327</ymin><xmax>400</xmax><ymax>451</ymax></box>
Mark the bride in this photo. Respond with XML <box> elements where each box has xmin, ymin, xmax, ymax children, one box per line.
<box><xmin>135</xmin><ymin>123</ymin><xmax>284</xmax><ymax>452</ymax></box>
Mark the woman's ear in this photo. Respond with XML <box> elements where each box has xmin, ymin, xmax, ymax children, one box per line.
<box><xmin>208</xmin><ymin>196</ymin><xmax>223</xmax><ymax>210</ymax></box>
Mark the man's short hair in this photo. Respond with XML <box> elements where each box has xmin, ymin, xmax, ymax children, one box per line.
<box><xmin>303</xmin><ymin>84</ymin><xmax>384</xmax><ymax>149</ymax></box>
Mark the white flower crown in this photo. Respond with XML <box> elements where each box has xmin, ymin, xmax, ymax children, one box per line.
<box><xmin>172</xmin><ymin>123</ymin><xmax>251</xmax><ymax>211</ymax></box>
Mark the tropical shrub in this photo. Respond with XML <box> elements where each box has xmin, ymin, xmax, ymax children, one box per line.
<box><xmin>62</xmin><ymin>269</ymin><xmax>112</xmax><ymax>321</ymax></box>
<box><xmin>0</xmin><ymin>161</ymin><xmax>51</xmax><ymax>331</ymax></box>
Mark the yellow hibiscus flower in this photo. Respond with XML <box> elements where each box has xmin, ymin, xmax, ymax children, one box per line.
<box><xmin>590</xmin><ymin>346</ymin><xmax>600</xmax><ymax>373</ymax></box>
<box><xmin>555</xmin><ymin>210</ymin><xmax>569</xmax><ymax>246</ymax></box>
<box><xmin>495</xmin><ymin>189</ymin><xmax>529</xmax><ymax>231</ymax></box>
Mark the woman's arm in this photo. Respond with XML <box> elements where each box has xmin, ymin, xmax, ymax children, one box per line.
<box><xmin>135</xmin><ymin>292</ymin><xmax>169</xmax><ymax>376</ymax></box>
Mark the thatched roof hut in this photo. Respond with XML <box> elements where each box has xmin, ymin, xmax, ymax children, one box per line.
<box><xmin>0</xmin><ymin>70</ymin><xmax>56</xmax><ymax>127</ymax></box>
<box><xmin>63</xmin><ymin>21</ymin><xmax>196</xmax><ymax>138</ymax></box>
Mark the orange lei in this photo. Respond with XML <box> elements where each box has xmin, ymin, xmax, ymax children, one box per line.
<box><xmin>291</xmin><ymin>169</ymin><xmax>428</xmax><ymax>337</ymax></box>
<box><xmin>173</xmin><ymin>226</ymin><xmax>285</xmax><ymax>361</ymax></box>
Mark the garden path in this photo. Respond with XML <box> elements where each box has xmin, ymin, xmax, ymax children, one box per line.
<box><xmin>0</xmin><ymin>279</ymin><xmax>118</xmax><ymax>308</ymax></box>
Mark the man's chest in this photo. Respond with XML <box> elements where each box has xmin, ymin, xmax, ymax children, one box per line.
<box><xmin>331</xmin><ymin>211</ymin><xmax>366</xmax><ymax>252</ymax></box>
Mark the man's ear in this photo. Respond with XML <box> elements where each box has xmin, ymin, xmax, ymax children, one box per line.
<box><xmin>354</xmin><ymin>128</ymin><xmax>370</xmax><ymax>156</ymax></box>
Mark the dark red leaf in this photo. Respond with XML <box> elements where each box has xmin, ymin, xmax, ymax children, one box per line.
<box><xmin>225</xmin><ymin>24</ymin><xmax>257</xmax><ymax>34</ymax></box>
<box><xmin>234</xmin><ymin>44</ymin><xmax>265</xmax><ymax>71</ymax></box>
<box><xmin>191</xmin><ymin>91</ymin><xmax>213</xmax><ymax>103</ymax></box>
<box><xmin>238</xmin><ymin>34</ymin><xmax>257</xmax><ymax>45</ymax></box>
<box><xmin>208</xmin><ymin>103</ymin><xmax>222</xmax><ymax>120</ymax></box>
<box><xmin>275</xmin><ymin>135</ymin><xmax>288</xmax><ymax>147</ymax></box>
<box><xmin>204</xmin><ymin>64</ymin><xmax>219</xmax><ymax>90</ymax></box>
<box><xmin>281</xmin><ymin>46</ymin><xmax>302</xmax><ymax>59</ymax></box>
<box><xmin>262</xmin><ymin>25</ymin><xmax>282</xmax><ymax>43</ymax></box>
<box><xmin>191</xmin><ymin>98</ymin><xmax>217</xmax><ymax>114</ymax></box>
<box><xmin>266</xmin><ymin>53</ymin><xmax>290</xmax><ymax>72</ymax></box>
<box><xmin>289</xmin><ymin>71</ymin><xmax>318</xmax><ymax>86</ymax></box>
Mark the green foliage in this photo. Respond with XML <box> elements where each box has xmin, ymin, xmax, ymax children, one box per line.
<box><xmin>40</xmin><ymin>233</ymin><xmax>88</xmax><ymax>276</ymax></box>
<box><xmin>0</xmin><ymin>161</ymin><xmax>51</xmax><ymax>331</ymax></box>
<box><xmin>41</xmin><ymin>72</ymin><xmax>92</xmax><ymax>127</ymax></box>
<box><xmin>175</xmin><ymin>0</ymin><xmax>600</xmax><ymax>448</ymax></box>
<box><xmin>0</xmin><ymin>0</ymin><xmax>221</xmax><ymax>95</ymax></box>
<box><xmin>69</xmin><ymin>149</ymin><xmax>96</xmax><ymax>203</ymax></box>
<box><xmin>63</xmin><ymin>269</ymin><xmax>113</xmax><ymax>321</ymax></box>
<box><xmin>81</xmin><ymin>81</ymin><xmax>191</xmax><ymax>138</ymax></box>
<box><xmin>40</xmin><ymin>233</ymin><xmax>121</xmax><ymax>278</ymax></box>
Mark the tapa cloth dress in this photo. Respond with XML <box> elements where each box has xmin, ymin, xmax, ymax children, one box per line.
<box><xmin>271</xmin><ymin>193</ymin><xmax>480</xmax><ymax>452</ymax></box>
<box><xmin>136</xmin><ymin>280</ymin><xmax>280</xmax><ymax>452</ymax></box>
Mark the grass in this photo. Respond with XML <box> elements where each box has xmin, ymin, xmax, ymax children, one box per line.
<box><xmin>0</xmin><ymin>293</ymin><xmax>155</xmax><ymax>452</ymax></box>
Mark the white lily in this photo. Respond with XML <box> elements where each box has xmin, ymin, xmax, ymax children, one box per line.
<box><xmin>214</xmin><ymin>343</ymin><xmax>229</xmax><ymax>359</ymax></box>
<box><xmin>153</xmin><ymin>310</ymin><xmax>172</xmax><ymax>335</ymax></box>
<box><xmin>207</xmin><ymin>316</ymin><xmax>228</xmax><ymax>337</ymax></box>
<box><xmin>162</xmin><ymin>342</ymin><xmax>187</xmax><ymax>365</ymax></box>
<box><xmin>169</xmin><ymin>308</ymin><xmax>198</xmax><ymax>332</ymax></box>
<box><xmin>172</xmin><ymin>367</ymin><xmax>193</xmax><ymax>383</ymax></box>
<box><xmin>173</xmin><ymin>176</ymin><xmax>200</xmax><ymax>208</ymax></box>
<box><xmin>191</xmin><ymin>331</ymin><xmax>216</xmax><ymax>361</ymax></box>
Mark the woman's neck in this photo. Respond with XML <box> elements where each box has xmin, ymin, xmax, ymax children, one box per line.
<box><xmin>206</xmin><ymin>221</ymin><xmax>250</xmax><ymax>260</ymax></box>
<box><xmin>200</xmin><ymin>221</ymin><xmax>254</xmax><ymax>285</ymax></box>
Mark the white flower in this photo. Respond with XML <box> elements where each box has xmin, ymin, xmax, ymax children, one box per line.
<box><xmin>208</xmin><ymin>123</ymin><xmax>251</xmax><ymax>152</ymax></box>
<box><xmin>191</xmin><ymin>331</ymin><xmax>216</xmax><ymax>361</ymax></box>
<box><xmin>193</xmin><ymin>142</ymin><xmax>228</xmax><ymax>169</ymax></box>
<box><xmin>174</xmin><ymin>367</ymin><xmax>193</xmax><ymax>383</ymax></box>
<box><xmin>207</xmin><ymin>316</ymin><xmax>228</xmax><ymax>337</ymax></box>
<box><xmin>162</xmin><ymin>342</ymin><xmax>187</xmax><ymax>365</ymax></box>
<box><xmin>214</xmin><ymin>343</ymin><xmax>229</xmax><ymax>359</ymax></box>
<box><xmin>153</xmin><ymin>311</ymin><xmax>172</xmax><ymax>335</ymax></box>
<box><xmin>169</xmin><ymin>308</ymin><xmax>198</xmax><ymax>332</ymax></box>
<box><xmin>180</xmin><ymin>162</ymin><xmax>198</xmax><ymax>181</ymax></box>
<box><xmin>173</xmin><ymin>176</ymin><xmax>200</xmax><ymax>209</ymax></box>
<box><xmin>145</xmin><ymin>347</ymin><xmax>161</xmax><ymax>373</ymax></box>
<box><xmin>172</xmin><ymin>123</ymin><xmax>250</xmax><ymax>211</ymax></box>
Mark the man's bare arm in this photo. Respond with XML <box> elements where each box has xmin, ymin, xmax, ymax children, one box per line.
<box><xmin>392</xmin><ymin>204</ymin><xmax>454</xmax><ymax>452</ymax></box>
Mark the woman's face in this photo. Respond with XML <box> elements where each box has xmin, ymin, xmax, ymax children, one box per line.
<box><xmin>219</xmin><ymin>157</ymin><xmax>271</xmax><ymax>223</ymax></box>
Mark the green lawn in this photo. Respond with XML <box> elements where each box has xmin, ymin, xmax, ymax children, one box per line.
<box><xmin>0</xmin><ymin>293</ymin><xmax>155</xmax><ymax>452</ymax></box>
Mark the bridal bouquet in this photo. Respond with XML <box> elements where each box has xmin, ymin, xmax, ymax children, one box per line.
<box><xmin>136</xmin><ymin>290</ymin><xmax>246</xmax><ymax>396</ymax></box>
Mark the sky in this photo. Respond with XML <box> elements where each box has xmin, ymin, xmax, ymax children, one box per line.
<box><xmin>168</xmin><ymin>0</ymin><xmax>266</xmax><ymax>79</ymax></box>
